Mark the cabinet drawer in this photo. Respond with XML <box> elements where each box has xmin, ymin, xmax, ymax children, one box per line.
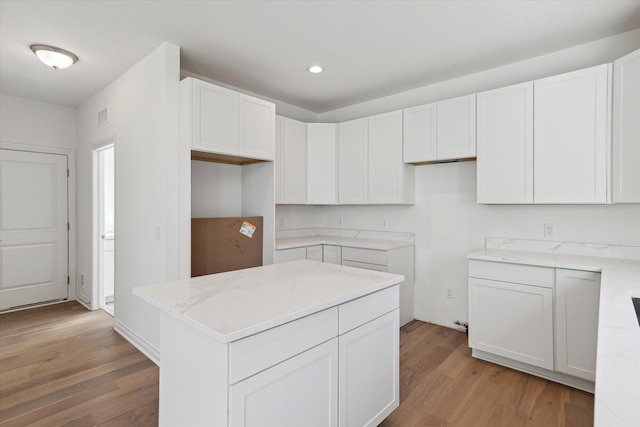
<box><xmin>339</xmin><ymin>286</ymin><xmax>399</xmax><ymax>335</ymax></box>
<box><xmin>469</xmin><ymin>260</ymin><xmax>554</xmax><ymax>288</ymax></box>
<box><xmin>342</xmin><ymin>247</ymin><xmax>388</xmax><ymax>266</ymax></box>
<box><xmin>229</xmin><ymin>307</ymin><xmax>338</xmax><ymax>384</ymax></box>
<box><xmin>342</xmin><ymin>260</ymin><xmax>388</xmax><ymax>272</ymax></box>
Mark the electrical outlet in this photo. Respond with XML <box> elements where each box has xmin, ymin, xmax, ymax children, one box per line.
<box><xmin>155</xmin><ymin>226</ymin><xmax>162</xmax><ymax>240</ymax></box>
<box><xmin>446</xmin><ymin>287</ymin><xmax>453</xmax><ymax>298</ymax></box>
<box><xmin>382</xmin><ymin>218</ymin><xmax>388</xmax><ymax>228</ymax></box>
<box><xmin>80</xmin><ymin>273</ymin><xmax>85</xmax><ymax>288</ymax></box>
<box><xmin>338</xmin><ymin>217</ymin><xmax>343</xmax><ymax>227</ymax></box>
<box><xmin>544</xmin><ymin>223</ymin><xmax>554</xmax><ymax>237</ymax></box>
<box><xmin>278</xmin><ymin>218</ymin><xmax>284</xmax><ymax>228</ymax></box>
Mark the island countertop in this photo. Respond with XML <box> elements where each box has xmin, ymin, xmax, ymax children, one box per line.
<box><xmin>134</xmin><ymin>259</ymin><xmax>404</xmax><ymax>344</ymax></box>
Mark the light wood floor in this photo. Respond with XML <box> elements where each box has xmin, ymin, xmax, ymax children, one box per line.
<box><xmin>0</xmin><ymin>302</ymin><xmax>593</xmax><ymax>427</ymax></box>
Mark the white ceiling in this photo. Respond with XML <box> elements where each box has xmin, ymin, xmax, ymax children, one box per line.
<box><xmin>1</xmin><ymin>1</ymin><xmax>639</xmax><ymax>113</ymax></box>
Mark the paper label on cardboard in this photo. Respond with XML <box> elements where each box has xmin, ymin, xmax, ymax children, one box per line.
<box><xmin>239</xmin><ymin>221</ymin><xmax>257</xmax><ymax>238</ymax></box>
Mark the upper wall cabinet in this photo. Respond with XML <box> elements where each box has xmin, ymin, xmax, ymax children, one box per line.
<box><xmin>403</xmin><ymin>94</ymin><xmax>476</xmax><ymax>163</ymax></box>
<box><xmin>534</xmin><ymin>64</ymin><xmax>610</xmax><ymax>204</ymax></box>
<box><xmin>477</xmin><ymin>64</ymin><xmax>611</xmax><ymax>204</ymax></box>
<box><xmin>338</xmin><ymin>117</ymin><xmax>369</xmax><ymax>204</ymax></box>
<box><xmin>339</xmin><ymin>111</ymin><xmax>414</xmax><ymax>205</ymax></box>
<box><xmin>181</xmin><ymin>77</ymin><xmax>275</xmax><ymax>161</ymax></box>
<box><xmin>612</xmin><ymin>48</ymin><xmax>640</xmax><ymax>203</ymax></box>
<box><xmin>275</xmin><ymin>116</ymin><xmax>307</xmax><ymax>204</ymax></box>
<box><xmin>477</xmin><ymin>82</ymin><xmax>534</xmax><ymax>204</ymax></box>
<box><xmin>307</xmin><ymin>123</ymin><xmax>338</xmax><ymax>204</ymax></box>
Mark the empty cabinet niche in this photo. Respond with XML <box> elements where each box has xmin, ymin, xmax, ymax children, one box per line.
<box><xmin>182</xmin><ymin>77</ymin><xmax>276</xmax><ymax>161</ymax></box>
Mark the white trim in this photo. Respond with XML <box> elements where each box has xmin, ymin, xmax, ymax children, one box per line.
<box><xmin>0</xmin><ymin>141</ymin><xmax>77</xmax><ymax>305</ymax></box>
<box><xmin>114</xmin><ymin>319</ymin><xmax>160</xmax><ymax>365</ymax></box>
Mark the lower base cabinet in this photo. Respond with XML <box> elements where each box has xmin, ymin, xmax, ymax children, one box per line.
<box><xmin>339</xmin><ymin>311</ymin><xmax>399</xmax><ymax>427</ymax></box>
<box><xmin>230</xmin><ymin>339</ymin><xmax>338</xmax><ymax>427</ymax></box>
<box><xmin>468</xmin><ymin>260</ymin><xmax>600</xmax><ymax>392</ymax></box>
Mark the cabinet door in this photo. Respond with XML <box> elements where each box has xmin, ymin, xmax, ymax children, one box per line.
<box><xmin>477</xmin><ymin>82</ymin><xmax>534</xmax><ymax>204</ymax></box>
<box><xmin>368</xmin><ymin>110</ymin><xmax>405</xmax><ymax>204</ymax></box>
<box><xmin>436</xmin><ymin>94</ymin><xmax>476</xmax><ymax>160</ymax></box>
<box><xmin>612</xmin><ymin>48</ymin><xmax>640</xmax><ymax>203</ymax></box>
<box><xmin>238</xmin><ymin>94</ymin><xmax>275</xmax><ymax>160</ymax></box>
<box><xmin>339</xmin><ymin>310</ymin><xmax>399</xmax><ymax>427</ymax></box>
<box><xmin>555</xmin><ymin>269</ymin><xmax>600</xmax><ymax>381</ymax></box>
<box><xmin>283</xmin><ymin>118</ymin><xmax>307</xmax><ymax>204</ymax></box>
<box><xmin>193</xmin><ymin>80</ymin><xmax>238</xmax><ymax>155</ymax></box>
<box><xmin>323</xmin><ymin>245</ymin><xmax>342</xmax><ymax>265</ymax></box>
<box><xmin>230</xmin><ymin>338</ymin><xmax>338</xmax><ymax>427</ymax></box>
<box><xmin>534</xmin><ymin>64</ymin><xmax>609</xmax><ymax>203</ymax></box>
<box><xmin>338</xmin><ymin>118</ymin><xmax>369</xmax><ymax>204</ymax></box>
<box><xmin>403</xmin><ymin>102</ymin><xmax>437</xmax><ymax>163</ymax></box>
<box><xmin>275</xmin><ymin>116</ymin><xmax>285</xmax><ymax>204</ymax></box>
<box><xmin>468</xmin><ymin>277</ymin><xmax>554</xmax><ymax>370</ymax></box>
<box><xmin>306</xmin><ymin>245</ymin><xmax>324</xmax><ymax>262</ymax></box>
<box><xmin>307</xmin><ymin>123</ymin><xmax>337</xmax><ymax>204</ymax></box>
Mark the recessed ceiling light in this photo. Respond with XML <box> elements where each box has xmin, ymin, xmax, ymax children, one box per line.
<box><xmin>308</xmin><ymin>65</ymin><xmax>323</xmax><ymax>74</ymax></box>
<box><xmin>30</xmin><ymin>44</ymin><xmax>78</xmax><ymax>70</ymax></box>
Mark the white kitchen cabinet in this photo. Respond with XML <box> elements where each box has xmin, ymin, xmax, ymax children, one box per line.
<box><xmin>338</xmin><ymin>117</ymin><xmax>369</xmax><ymax>204</ymax></box>
<box><xmin>436</xmin><ymin>94</ymin><xmax>477</xmax><ymax>160</ymax></box>
<box><xmin>278</xmin><ymin>116</ymin><xmax>307</xmax><ymax>204</ymax></box>
<box><xmin>230</xmin><ymin>338</ymin><xmax>338</xmax><ymax>427</ymax></box>
<box><xmin>612</xmin><ymin>48</ymin><xmax>640</xmax><ymax>203</ymax></box>
<box><xmin>341</xmin><ymin>246</ymin><xmax>415</xmax><ymax>327</ymax></box>
<box><xmin>275</xmin><ymin>116</ymin><xmax>285</xmax><ymax>204</ymax></box>
<box><xmin>403</xmin><ymin>102</ymin><xmax>437</xmax><ymax>163</ymax></box>
<box><xmin>323</xmin><ymin>245</ymin><xmax>342</xmax><ymax>265</ymax></box>
<box><xmin>274</xmin><ymin>247</ymin><xmax>307</xmax><ymax>263</ymax></box>
<box><xmin>403</xmin><ymin>95</ymin><xmax>475</xmax><ymax>163</ymax></box>
<box><xmin>306</xmin><ymin>245</ymin><xmax>324</xmax><ymax>262</ymax></box>
<box><xmin>476</xmin><ymin>82</ymin><xmax>534</xmax><ymax>204</ymax></box>
<box><xmin>368</xmin><ymin>110</ymin><xmax>415</xmax><ymax>204</ymax></box>
<box><xmin>339</xmin><ymin>310</ymin><xmax>399</xmax><ymax>427</ymax></box>
<box><xmin>182</xmin><ymin>77</ymin><xmax>275</xmax><ymax>161</ymax></box>
<box><xmin>468</xmin><ymin>261</ymin><xmax>554</xmax><ymax>370</ymax></box>
<box><xmin>534</xmin><ymin>64</ymin><xmax>610</xmax><ymax>203</ymax></box>
<box><xmin>307</xmin><ymin>123</ymin><xmax>337</xmax><ymax>204</ymax></box>
<box><xmin>555</xmin><ymin>269</ymin><xmax>600</xmax><ymax>382</ymax></box>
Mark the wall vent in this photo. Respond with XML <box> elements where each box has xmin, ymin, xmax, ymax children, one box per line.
<box><xmin>97</xmin><ymin>107</ymin><xmax>108</xmax><ymax>126</ymax></box>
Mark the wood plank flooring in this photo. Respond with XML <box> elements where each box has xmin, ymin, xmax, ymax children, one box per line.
<box><xmin>380</xmin><ymin>320</ymin><xmax>594</xmax><ymax>427</ymax></box>
<box><xmin>0</xmin><ymin>303</ymin><xmax>593</xmax><ymax>427</ymax></box>
<box><xmin>0</xmin><ymin>302</ymin><xmax>159</xmax><ymax>427</ymax></box>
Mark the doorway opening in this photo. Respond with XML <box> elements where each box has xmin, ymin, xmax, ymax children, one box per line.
<box><xmin>94</xmin><ymin>143</ymin><xmax>115</xmax><ymax>316</ymax></box>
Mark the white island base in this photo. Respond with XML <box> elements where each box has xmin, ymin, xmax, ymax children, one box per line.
<box><xmin>134</xmin><ymin>260</ymin><xmax>403</xmax><ymax>427</ymax></box>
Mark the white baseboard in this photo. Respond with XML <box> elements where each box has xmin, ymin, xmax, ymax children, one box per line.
<box><xmin>114</xmin><ymin>319</ymin><xmax>160</xmax><ymax>366</ymax></box>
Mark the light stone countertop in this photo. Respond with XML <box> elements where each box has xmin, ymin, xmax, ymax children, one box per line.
<box><xmin>134</xmin><ymin>260</ymin><xmax>404</xmax><ymax>344</ymax></box>
<box><xmin>275</xmin><ymin>228</ymin><xmax>415</xmax><ymax>251</ymax></box>
<box><xmin>468</xmin><ymin>244</ymin><xmax>640</xmax><ymax>427</ymax></box>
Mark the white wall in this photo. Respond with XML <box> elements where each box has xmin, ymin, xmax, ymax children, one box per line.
<box><xmin>276</xmin><ymin>29</ymin><xmax>640</xmax><ymax>330</ymax></box>
<box><xmin>0</xmin><ymin>94</ymin><xmax>77</xmax><ymax>149</ymax></box>
<box><xmin>76</xmin><ymin>42</ymin><xmax>180</xmax><ymax>361</ymax></box>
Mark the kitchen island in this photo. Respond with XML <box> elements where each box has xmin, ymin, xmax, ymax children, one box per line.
<box><xmin>134</xmin><ymin>259</ymin><xmax>404</xmax><ymax>427</ymax></box>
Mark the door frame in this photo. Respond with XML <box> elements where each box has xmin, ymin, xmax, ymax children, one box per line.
<box><xmin>92</xmin><ymin>137</ymin><xmax>116</xmax><ymax>313</ymax></box>
<box><xmin>0</xmin><ymin>141</ymin><xmax>77</xmax><ymax>305</ymax></box>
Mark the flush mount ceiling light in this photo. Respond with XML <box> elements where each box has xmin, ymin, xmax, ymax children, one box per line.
<box><xmin>30</xmin><ymin>44</ymin><xmax>78</xmax><ymax>70</ymax></box>
<box><xmin>308</xmin><ymin>65</ymin><xmax>323</xmax><ymax>74</ymax></box>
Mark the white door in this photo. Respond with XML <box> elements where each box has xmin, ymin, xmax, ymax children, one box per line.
<box><xmin>368</xmin><ymin>110</ymin><xmax>404</xmax><ymax>204</ymax></box>
<box><xmin>0</xmin><ymin>149</ymin><xmax>68</xmax><ymax>310</ymax></box>
<box><xmin>338</xmin><ymin>117</ymin><xmax>368</xmax><ymax>204</ymax></box>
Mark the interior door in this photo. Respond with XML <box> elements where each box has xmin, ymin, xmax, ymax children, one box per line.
<box><xmin>0</xmin><ymin>149</ymin><xmax>68</xmax><ymax>310</ymax></box>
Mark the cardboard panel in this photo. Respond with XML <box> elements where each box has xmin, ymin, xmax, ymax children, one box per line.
<box><xmin>191</xmin><ymin>217</ymin><xmax>263</xmax><ymax>277</ymax></box>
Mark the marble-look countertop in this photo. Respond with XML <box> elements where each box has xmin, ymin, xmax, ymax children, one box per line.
<box><xmin>134</xmin><ymin>260</ymin><xmax>404</xmax><ymax>344</ymax></box>
<box><xmin>275</xmin><ymin>228</ymin><xmax>415</xmax><ymax>251</ymax></box>
<box><xmin>468</xmin><ymin>245</ymin><xmax>640</xmax><ymax>427</ymax></box>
